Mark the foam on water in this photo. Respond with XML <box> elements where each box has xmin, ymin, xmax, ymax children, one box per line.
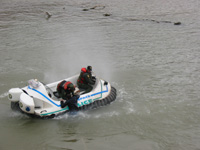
<box><xmin>9</xmin><ymin>111</ymin><xmax>30</xmax><ymax>119</ymax></box>
<box><xmin>54</xmin><ymin>83</ymin><xmax>135</xmax><ymax>121</ymax></box>
<box><xmin>0</xmin><ymin>92</ymin><xmax>8</xmax><ymax>99</ymax></box>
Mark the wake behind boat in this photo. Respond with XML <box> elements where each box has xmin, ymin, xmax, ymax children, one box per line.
<box><xmin>8</xmin><ymin>74</ymin><xmax>117</xmax><ymax>118</ymax></box>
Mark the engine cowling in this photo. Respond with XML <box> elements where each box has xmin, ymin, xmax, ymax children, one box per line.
<box><xmin>8</xmin><ymin>88</ymin><xmax>23</xmax><ymax>102</ymax></box>
<box><xmin>19</xmin><ymin>93</ymin><xmax>35</xmax><ymax>114</ymax></box>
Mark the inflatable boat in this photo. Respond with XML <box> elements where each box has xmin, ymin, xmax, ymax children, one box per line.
<box><xmin>8</xmin><ymin>74</ymin><xmax>117</xmax><ymax>118</ymax></box>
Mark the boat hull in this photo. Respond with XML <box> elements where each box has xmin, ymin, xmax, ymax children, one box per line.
<box><xmin>8</xmin><ymin>75</ymin><xmax>117</xmax><ymax>119</ymax></box>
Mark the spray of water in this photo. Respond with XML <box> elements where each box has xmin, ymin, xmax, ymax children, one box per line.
<box><xmin>9</xmin><ymin>111</ymin><xmax>30</xmax><ymax>119</ymax></box>
<box><xmin>0</xmin><ymin>92</ymin><xmax>8</xmax><ymax>99</ymax></box>
<box><xmin>54</xmin><ymin>83</ymin><xmax>135</xmax><ymax>120</ymax></box>
<box><xmin>43</xmin><ymin>25</ymin><xmax>113</xmax><ymax>83</ymax></box>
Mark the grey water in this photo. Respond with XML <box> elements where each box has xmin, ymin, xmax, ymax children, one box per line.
<box><xmin>0</xmin><ymin>0</ymin><xmax>200</xmax><ymax>149</ymax></box>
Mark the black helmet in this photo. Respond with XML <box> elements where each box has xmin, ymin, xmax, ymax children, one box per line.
<box><xmin>87</xmin><ymin>66</ymin><xmax>92</xmax><ymax>71</ymax></box>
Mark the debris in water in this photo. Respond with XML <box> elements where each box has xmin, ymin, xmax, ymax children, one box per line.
<box><xmin>45</xmin><ymin>12</ymin><xmax>52</xmax><ymax>19</ymax></box>
<box><xmin>103</xmin><ymin>13</ymin><xmax>111</xmax><ymax>17</ymax></box>
<box><xmin>128</xmin><ymin>18</ymin><xmax>182</xmax><ymax>26</ymax></box>
<box><xmin>82</xmin><ymin>8</ymin><xmax>89</xmax><ymax>11</ymax></box>
<box><xmin>83</xmin><ymin>5</ymin><xmax>105</xmax><ymax>11</ymax></box>
<box><xmin>174</xmin><ymin>22</ymin><xmax>181</xmax><ymax>25</ymax></box>
<box><xmin>90</xmin><ymin>5</ymin><xmax>105</xmax><ymax>10</ymax></box>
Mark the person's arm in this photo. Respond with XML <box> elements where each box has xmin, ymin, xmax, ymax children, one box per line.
<box><xmin>60</xmin><ymin>99</ymin><xmax>69</xmax><ymax>108</ymax></box>
<box><xmin>84</xmin><ymin>74</ymin><xmax>95</xmax><ymax>85</ymax></box>
<box><xmin>60</xmin><ymin>95</ymin><xmax>80</xmax><ymax>108</ymax></box>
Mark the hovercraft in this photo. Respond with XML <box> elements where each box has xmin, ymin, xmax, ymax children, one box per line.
<box><xmin>8</xmin><ymin>74</ymin><xmax>117</xmax><ymax>118</ymax></box>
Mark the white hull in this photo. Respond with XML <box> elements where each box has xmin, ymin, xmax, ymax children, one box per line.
<box><xmin>8</xmin><ymin>74</ymin><xmax>117</xmax><ymax>118</ymax></box>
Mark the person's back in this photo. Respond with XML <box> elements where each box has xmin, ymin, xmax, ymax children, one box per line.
<box><xmin>57</xmin><ymin>80</ymin><xmax>75</xmax><ymax>100</ymax></box>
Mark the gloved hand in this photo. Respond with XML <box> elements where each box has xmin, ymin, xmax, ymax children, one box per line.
<box><xmin>92</xmin><ymin>76</ymin><xmax>96</xmax><ymax>83</ymax></box>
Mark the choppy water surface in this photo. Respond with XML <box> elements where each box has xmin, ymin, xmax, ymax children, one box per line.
<box><xmin>0</xmin><ymin>0</ymin><xmax>200</xmax><ymax>150</ymax></box>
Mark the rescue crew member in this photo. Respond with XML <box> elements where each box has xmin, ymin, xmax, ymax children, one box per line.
<box><xmin>77</xmin><ymin>66</ymin><xmax>95</xmax><ymax>94</ymax></box>
<box><xmin>57</xmin><ymin>80</ymin><xmax>80</xmax><ymax>113</ymax></box>
<box><xmin>60</xmin><ymin>95</ymin><xmax>80</xmax><ymax>113</ymax></box>
<box><xmin>57</xmin><ymin>80</ymin><xmax>75</xmax><ymax>100</ymax></box>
